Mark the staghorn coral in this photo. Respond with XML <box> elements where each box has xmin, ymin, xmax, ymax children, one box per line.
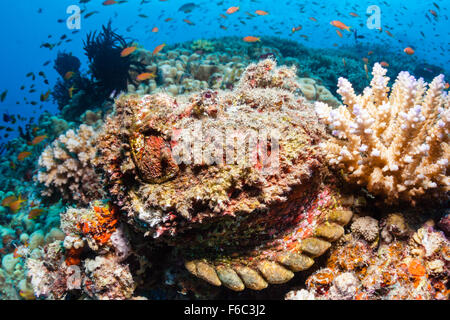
<box><xmin>95</xmin><ymin>59</ymin><xmax>357</xmax><ymax>292</ymax></box>
<box><xmin>315</xmin><ymin>63</ymin><xmax>449</xmax><ymax>205</ymax></box>
<box><xmin>35</xmin><ymin>125</ymin><xmax>104</xmax><ymax>205</ymax></box>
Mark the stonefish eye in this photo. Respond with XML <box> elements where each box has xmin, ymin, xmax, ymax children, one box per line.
<box><xmin>130</xmin><ymin>132</ymin><xmax>179</xmax><ymax>184</ymax></box>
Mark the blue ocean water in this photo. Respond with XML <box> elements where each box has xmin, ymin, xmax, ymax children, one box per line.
<box><xmin>0</xmin><ymin>0</ymin><xmax>448</xmax><ymax>140</ymax></box>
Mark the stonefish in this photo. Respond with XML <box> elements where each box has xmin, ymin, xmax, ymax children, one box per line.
<box><xmin>96</xmin><ymin>59</ymin><xmax>355</xmax><ymax>291</ymax></box>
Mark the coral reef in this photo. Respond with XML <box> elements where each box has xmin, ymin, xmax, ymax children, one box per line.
<box><xmin>35</xmin><ymin>124</ymin><xmax>104</xmax><ymax>205</ymax></box>
<box><xmin>286</xmin><ymin>210</ymin><xmax>450</xmax><ymax>300</ymax></box>
<box><xmin>128</xmin><ymin>46</ymin><xmax>247</xmax><ymax>96</ymax></box>
<box><xmin>1</xmin><ymin>34</ymin><xmax>448</xmax><ymax>300</ymax></box>
<box><xmin>26</xmin><ymin>201</ymin><xmax>136</xmax><ymax>300</ymax></box>
<box><xmin>94</xmin><ymin>59</ymin><xmax>356</xmax><ymax>291</ymax></box>
<box><xmin>315</xmin><ymin>63</ymin><xmax>449</xmax><ymax>205</ymax></box>
<box><xmin>191</xmin><ymin>39</ymin><xmax>215</xmax><ymax>53</ymax></box>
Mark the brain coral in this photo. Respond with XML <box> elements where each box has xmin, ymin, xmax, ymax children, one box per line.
<box><xmin>95</xmin><ymin>59</ymin><xmax>357</xmax><ymax>291</ymax></box>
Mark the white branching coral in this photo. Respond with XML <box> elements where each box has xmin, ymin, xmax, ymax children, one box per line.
<box><xmin>36</xmin><ymin>124</ymin><xmax>104</xmax><ymax>205</ymax></box>
<box><xmin>315</xmin><ymin>63</ymin><xmax>449</xmax><ymax>205</ymax></box>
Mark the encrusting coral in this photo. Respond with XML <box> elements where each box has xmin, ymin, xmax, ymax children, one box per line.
<box><xmin>35</xmin><ymin>124</ymin><xmax>104</xmax><ymax>205</ymax></box>
<box><xmin>286</xmin><ymin>210</ymin><xmax>450</xmax><ymax>300</ymax></box>
<box><xmin>315</xmin><ymin>63</ymin><xmax>449</xmax><ymax>205</ymax></box>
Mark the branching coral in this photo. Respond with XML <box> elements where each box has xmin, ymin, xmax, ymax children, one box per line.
<box><xmin>315</xmin><ymin>63</ymin><xmax>449</xmax><ymax>205</ymax></box>
<box><xmin>35</xmin><ymin>125</ymin><xmax>104</xmax><ymax>205</ymax></box>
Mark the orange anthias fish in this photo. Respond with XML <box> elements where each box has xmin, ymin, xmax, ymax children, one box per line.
<box><xmin>31</xmin><ymin>135</ymin><xmax>47</xmax><ymax>145</ymax></box>
<box><xmin>444</xmin><ymin>83</ymin><xmax>449</xmax><ymax>90</ymax></box>
<box><xmin>330</xmin><ymin>20</ymin><xmax>351</xmax><ymax>31</ymax></box>
<box><xmin>183</xmin><ymin>19</ymin><xmax>194</xmax><ymax>25</ymax></box>
<box><xmin>309</xmin><ymin>17</ymin><xmax>317</xmax><ymax>22</ymax></box>
<box><xmin>40</xmin><ymin>90</ymin><xmax>50</xmax><ymax>102</ymax></box>
<box><xmin>385</xmin><ymin>30</ymin><xmax>393</xmax><ymax>37</ymax></box>
<box><xmin>153</xmin><ymin>43</ymin><xmax>166</xmax><ymax>55</ymax></box>
<box><xmin>380</xmin><ymin>61</ymin><xmax>389</xmax><ymax>67</ymax></box>
<box><xmin>349</xmin><ymin>12</ymin><xmax>359</xmax><ymax>17</ymax></box>
<box><xmin>368</xmin><ymin>51</ymin><xmax>374</xmax><ymax>55</ymax></box>
<box><xmin>28</xmin><ymin>208</ymin><xmax>44</xmax><ymax>220</ymax></box>
<box><xmin>120</xmin><ymin>46</ymin><xmax>137</xmax><ymax>57</ymax></box>
<box><xmin>336</xmin><ymin>30</ymin><xmax>343</xmax><ymax>38</ymax></box>
<box><xmin>9</xmin><ymin>195</ymin><xmax>26</xmax><ymax>213</ymax></box>
<box><xmin>136</xmin><ymin>73</ymin><xmax>156</xmax><ymax>81</ymax></box>
<box><xmin>429</xmin><ymin>9</ymin><xmax>438</xmax><ymax>17</ymax></box>
<box><xmin>103</xmin><ymin>0</ymin><xmax>117</xmax><ymax>5</ymax></box>
<box><xmin>404</xmin><ymin>47</ymin><xmax>415</xmax><ymax>55</ymax></box>
<box><xmin>64</xmin><ymin>71</ymin><xmax>75</xmax><ymax>80</ymax></box>
<box><xmin>152</xmin><ymin>27</ymin><xmax>159</xmax><ymax>33</ymax></box>
<box><xmin>292</xmin><ymin>26</ymin><xmax>302</xmax><ymax>33</ymax></box>
<box><xmin>68</xmin><ymin>87</ymin><xmax>75</xmax><ymax>98</ymax></box>
<box><xmin>17</xmin><ymin>151</ymin><xmax>32</xmax><ymax>161</ymax></box>
<box><xmin>226</xmin><ymin>6</ymin><xmax>239</xmax><ymax>14</ymax></box>
<box><xmin>362</xmin><ymin>57</ymin><xmax>369</xmax><ymax>64</ymax></box>
<box><xmin>2</xmin><ymin>195</ymin><xmax>17</xmax><ymax>207</ymax></box>
<box><xmin>255</xmin><ymin>10</ymin><xmax>268</xmax><ymax>16</ymax></box>
<box><xmin>243</xmin><ymin>36</ymin><xmax>260</xmax><ymax>42</ymax></box>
